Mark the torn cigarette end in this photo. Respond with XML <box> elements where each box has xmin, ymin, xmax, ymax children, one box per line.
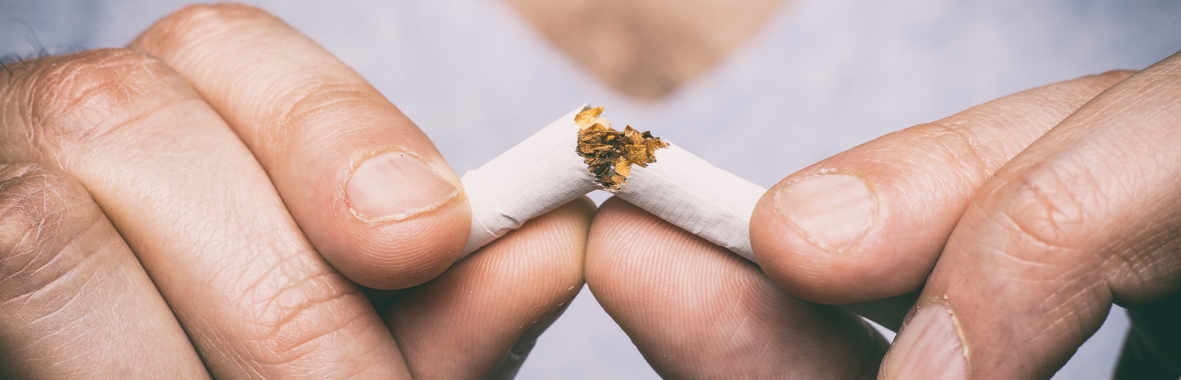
<box><xmin>575</xmin><ymin>106</ymin><xmax>669</xmax><ymax>189</ymax></box>
<box><xmin>459</xmin><ymin>104</ymin><xmax>766</xmax><ymax>262</ymax></box>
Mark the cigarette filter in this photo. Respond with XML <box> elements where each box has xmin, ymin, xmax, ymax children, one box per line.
<box><xmin>459</xmin><ymin>105</ymin><xmax>767</xmax><ymax>262</ymax></box>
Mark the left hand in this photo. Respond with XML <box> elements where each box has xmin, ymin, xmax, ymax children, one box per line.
<box><xmin>0</xmin><ymin>5</ymin><xmax>589</xmax><ymax>378</ymax></box>
<box><xmin>588</xmin><ymin>51</ymin><xmax>1181</xmax><ymax>379</ymax></box>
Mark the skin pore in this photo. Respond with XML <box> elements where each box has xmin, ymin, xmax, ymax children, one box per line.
<box><xmin>503</xmin><ymin>0</ymin><xmax>789</xmax><ymax>101</ymax></box>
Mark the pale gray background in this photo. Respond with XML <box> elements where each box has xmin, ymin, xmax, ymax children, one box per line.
<box><xmin>3</xmin><ymin>0</ymin><xmax>1180</xmax><ymax>378</ymax></box>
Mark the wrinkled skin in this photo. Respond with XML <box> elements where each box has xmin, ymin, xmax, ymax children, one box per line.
<box><xmin>0</xmin><ymin>4</ymin><xmax>591</xmax><ymax>379</ymax></box>
<box><xmin>3</xmin><ymin>2</ymin><xmax>1180</xmax><ymax>379</ymax></box>
<box><xmin>588</xmin><ymin>60</ymin><xmax>1181</xmax><ymax>379</ymax></box>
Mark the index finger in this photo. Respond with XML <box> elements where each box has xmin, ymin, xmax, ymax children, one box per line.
<box><xmin>130</xmin><ymin>4</ymin><xmax>470</xmax><ymax>289</ymax></box>
<box><xmin>750</xmin><ymin>70</ymin><xmax>1132</xmax><ymax>304</ymax></box>
<box><xmin>882</xmin><ymin>52</ymin><xmax>1181</xmax><ymax>379</ymax></box>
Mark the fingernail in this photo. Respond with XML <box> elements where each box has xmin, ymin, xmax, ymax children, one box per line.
<box><xmin>881</xmin><ymin>303</ymin><xmax>969</xmax><ymax>380</ymax></box>
<box><xmin>346</xmin><ymin>151</ymin><xmax>458</xmax><ymax>222</ymax></box>
<box><xmin>773</xmin><ymin>174</ymin><xmax>874</xmax><ymax>251</ymax></box>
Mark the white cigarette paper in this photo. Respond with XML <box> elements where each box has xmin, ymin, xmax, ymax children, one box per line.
<box><xmin>459</xmin><ymin>105</ymin><xmax>767</xmax><ymax>262</ymax></box>
<box><xmin>614</xmin><ymin>144</ymin><xmax>766</xmax><ymax>261</ymax></box>
<box><xmin>459</xmin><ymin>107</ymin><xmax>600</xmax><ymax>256</ymax></box>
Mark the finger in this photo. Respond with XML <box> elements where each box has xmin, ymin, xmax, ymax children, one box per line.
<box><xmin>0</xmin><ymin>164</ymin><xmax>207</xmax><ymax>378</ymax></box>
<box><xmin>129</xmin><ymin>4</ymin><xmax>468</xmax><ymax>289</ymax></box>
<box><xmin>0</xmin><ymin>49</ymin><xmax>407</xmax><ymax>377</ymax></box>
<box><xmin>750</xmin><ymin>70</ymin><xmax>1133</xmax><ymax>304</ymax></box>
<box><xmin>587</xmin><ymin>197</ymin><xmax>888</xmax><ymax>379</ymax></box>
<box><xmin>881</xmin><ymin>52</ymin><xmax>1181</xmax><ymax>379</ymax></box>
<box><xmin>382</xmin><ymin>198</ymin><xmax>593</xmax><ymax>379</ymax></box>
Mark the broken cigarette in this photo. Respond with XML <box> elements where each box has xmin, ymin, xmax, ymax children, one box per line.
<box><xmin>459</xmin><ymin>105</ymin><xmax>767</xmax><ymax>262</ymax></box>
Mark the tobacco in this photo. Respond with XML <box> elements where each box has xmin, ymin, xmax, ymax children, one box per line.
<box><xmin>458</xmin><ymin>105</ymin><xmax>764</xmax><ymax>261</ymax></box>
<box><xmin>574</xmin><ymin>106</ymin><xmax>668</xmax><ymax>189</ymax></box>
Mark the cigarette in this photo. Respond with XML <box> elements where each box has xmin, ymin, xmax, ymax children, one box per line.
<box><xmin>459</xmin><ymin>105</ymin><xmax>767</xmax><ymax>262</ymax></box>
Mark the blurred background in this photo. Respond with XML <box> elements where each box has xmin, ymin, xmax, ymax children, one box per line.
<box><xmin>3</xmin><ymin>0</ymin><xmax>1181</xmax><ymax>378</ymax></box>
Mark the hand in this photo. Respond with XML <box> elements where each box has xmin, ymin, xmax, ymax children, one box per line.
<box><xmin>749</xmin><ymin>53</ymin><xmax>1181</xmax><ymax>378</ymax></box>
<box><xmin>0</xmin><ymin>4</ymin><xmax>589</xmax><ymax>378</ymax></box>
<box><xmin>588</xmin><ymin>53</ymin><xmax>1181</xmax><ymax>378</ymax></box>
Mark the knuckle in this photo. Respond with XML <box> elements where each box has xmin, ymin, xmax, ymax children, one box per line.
<box><xmin>0</xmin><ymin>164</ymin><xmax>105</xmax><ymax>286</ymax></box>
<box><xmin>977</xmin><ymin>165</ymin><xmax>1097</xmax><ymax>263</ymax></box>
<box><xmin>264</xmin><ymin>82</ymin><xmax>374</xmax><ymax>151</ymax></box>
<box><xmin>23</xmin><ymin>48</ymin><xmax>192</xmax><ymax>150</ymax></box>
<box><xmin>0</xmin><ymin>164</ymin><xmax>93</xmax><ymax>243</ymax></box>
<box><xmin>140</xmin><ymin>3</ymin><xmax>276</xmax><ymax>50</ymax></box>
<box><xmin>237</xmin><ymin>264</ymin><xmax>370</xmax><ymax>366</ymax></box>
<box><xmin>907</xmin><ymin>121</ymin><xmax>997</xmax><ymax>184</ymax></box>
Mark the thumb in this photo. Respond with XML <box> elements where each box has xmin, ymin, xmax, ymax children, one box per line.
<box><xmin>750</xmin><ymin>70</ymin><xmax>1132</xmax><ymax>304</ymax></box>
<box><xmin>882</xmin><ymin>52</ymin><xmax>1181</xmax><ymax>379</ymax></box>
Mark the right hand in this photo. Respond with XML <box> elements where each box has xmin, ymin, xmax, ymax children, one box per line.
<box><xmin>0</xmin><ymin>4</ymin><xmax>590</xmax><ymax>378</ymax></box>
<box><xmin>582</xmin><ymin>63</ymin><xmax>1169</xmax><ymax>378</ymax></box>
